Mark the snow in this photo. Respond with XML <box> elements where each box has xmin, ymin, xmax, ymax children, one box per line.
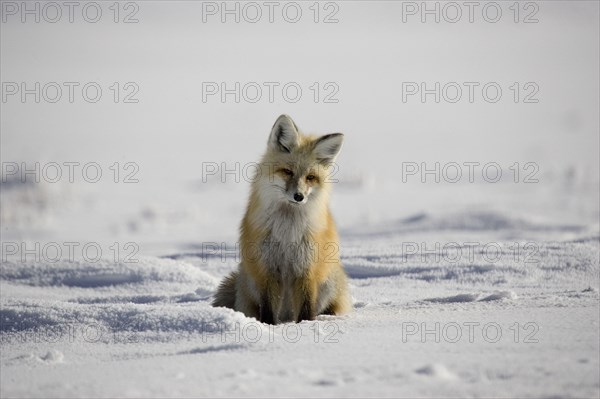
<box><xmin>2</xmin><ymin>1</ymin><xmax>599</xmax><ymax>397</ymax></box>
<box><xmin>1</xmin><ymin>206</ymin><xmax>598</xmax><ymax>397</ymax></box>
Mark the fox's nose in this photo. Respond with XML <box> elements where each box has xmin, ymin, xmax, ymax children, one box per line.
<box><xmin>293</xmin><ymin>193</ymin><xmax>304</xmax><ymax>202</ymax></box>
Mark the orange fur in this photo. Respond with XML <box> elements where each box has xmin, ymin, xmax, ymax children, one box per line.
<box><xmin>212</xmin><ymin>115</ymin><xmax>351</xmax><ymax>324</ymax></box>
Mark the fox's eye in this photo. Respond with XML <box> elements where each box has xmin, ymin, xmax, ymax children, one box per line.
<box><xmin>306</xmin><ymin>174</ymin><xmax>316</xmax><ymax>181</ymax></box>
<box><xmin>282</xmin><ymin>169</ymin><xmax>293</xmax><ymax>177</ymax></box>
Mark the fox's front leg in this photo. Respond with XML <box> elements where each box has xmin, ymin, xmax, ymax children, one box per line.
<box><xmin>295</xmin><ymin>277</ymin><xmax>317</xmax><ymax>322</ymax></box>
<box><xmin>259</xmin><ymin>277</ymin><xmax>282</xmax><ymax>325</ymax></box>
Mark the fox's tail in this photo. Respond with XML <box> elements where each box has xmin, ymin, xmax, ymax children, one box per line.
<box><xmin>212</xmin><ymin>271</ymin><xmax>238</xmax><ymax>309</ymax></box>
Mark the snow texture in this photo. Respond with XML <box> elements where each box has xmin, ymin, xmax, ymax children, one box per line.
<box><xmin>1</xmin><ymin>210</ymin><xmax>598</xmax><ymax>397</ymax></box>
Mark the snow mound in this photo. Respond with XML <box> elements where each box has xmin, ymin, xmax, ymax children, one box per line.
<box><xmin>479</xmin><ymin>291</ymin><xmax>518</xmax><ymax>301</ymax></box>
<box><xmin>424</xmin><ymin>291</ymin><xmax>517</xmax><ymax>303</ymax></box>
<box><xmin>0</xmin><ymin>257</ymin><xmax>253</xmax><ymax>342</ymax></box>
<box><xmin>0</xmin><ymin>298</ymin><xmax>247</xmax><ymax>337</ymax></box>
<box><xmin>38</xmin><ymin>350</ymin><xmax>64</xmax><ymax>364</ymax></box>
<box><xmin>345</xmin><ymin>210</ymin><xmax>588</xmax><ymax>238</ymax></box>
<box><xmin>424</xmin><ymin>293</ymin><xmax>483</xmax><ymax>303</ymax></box>
<box><xmin>1</xmin><ymin>257</ymin><xmax>218</xmax><ymax>292</ymax></box>
<box><xmin>342</xmin><ymin>240</ymin><xmax>599</xmax><ymax>287</ymax></box>
<box><xmin>415</xmin><ymin>364</ymin><xmax>458</xmax><ymax>380</ymax></box>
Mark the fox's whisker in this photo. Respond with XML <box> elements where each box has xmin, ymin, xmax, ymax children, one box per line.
<box><xmin>270</xmin><ymin>185</ymin><xmax>286</xmax><ymax>192</ymax></box>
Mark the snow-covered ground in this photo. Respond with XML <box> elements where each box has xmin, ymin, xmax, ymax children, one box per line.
<box><xmin>1</xmin><ymin>1</ymin><xmax>599</xmax><ymax>398</ymax></box>
<box><xmin>1</xmin><ymin>174</ymin><xmax>598</xmax><ymax>397</ymax></box>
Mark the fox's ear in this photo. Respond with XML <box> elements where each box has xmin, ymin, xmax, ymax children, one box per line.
<box><xmin>314</xmin><ymin>133</ymin><xmax>344</xmax><ymax>164</ymax></box>
<box><xmin>269</xmin><ymin>114</ymin><xmax>299</xmax><ymax>153</ymax></box>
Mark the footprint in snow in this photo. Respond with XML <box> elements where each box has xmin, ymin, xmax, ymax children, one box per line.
<box><xmin>38</xmin><ymin>349</ymin><xmax>64</xmax><ymax>364</ymax></box>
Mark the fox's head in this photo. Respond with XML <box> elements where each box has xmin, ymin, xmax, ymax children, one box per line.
<box><xmin>259</xmin><ymin>114</ymin><xmax>343</xmax><ymax>207</ymax></box>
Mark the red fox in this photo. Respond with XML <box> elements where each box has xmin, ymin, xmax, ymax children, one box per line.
<box><xmin>212</xmin><ymin>115</ymin><xmax>351</xmax><ymax>324</ymax></box>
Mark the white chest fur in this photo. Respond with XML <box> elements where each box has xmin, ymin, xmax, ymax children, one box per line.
<box><xmin>259</xmin><ymin>205</ymin><xmax>316</xmax><ymax>279</ymax></box>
